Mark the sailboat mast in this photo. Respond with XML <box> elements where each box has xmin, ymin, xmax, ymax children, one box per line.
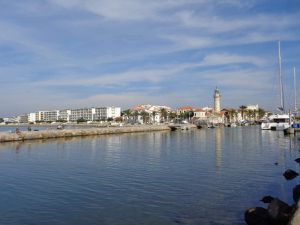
<box><xmin>278</xmin><ymin>41</ymin><xmax>285</xmax><ymax>112</ymax></box>
<box><xmin>294</xmin><ymin>67</ymin><xmax>297</xmax><ymax>113</ymax></box>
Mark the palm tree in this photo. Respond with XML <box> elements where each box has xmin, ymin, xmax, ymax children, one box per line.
<box><xmin>140</xmin><ymin>110</ymin><xmax>148</xmax><ymax>124</ymax></box>
<box><xmin>258</xmin><ymin>108</ymin><xmax>266</xmax><ymax>119</ymax></box>
<box><xmin>239</xmin><ymin>105</ymin><xmax>247</xmax><ymax>120</ymax></box>
<box><xmin>160</xmin><ymin>108</ymin><xmax>168</xmax><ymax>122</ymax></box>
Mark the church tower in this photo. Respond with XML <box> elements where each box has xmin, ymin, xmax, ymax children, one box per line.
<box><xmin>214</xmin><ymin>87</ymin><xmax>221</xmax><ymax>113</ymax></box>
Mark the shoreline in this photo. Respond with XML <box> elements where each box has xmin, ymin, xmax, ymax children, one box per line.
<box><xmin>0</xmin><ymin>125</ymin><xmax>173</xmax><ymax>143</ymax></box>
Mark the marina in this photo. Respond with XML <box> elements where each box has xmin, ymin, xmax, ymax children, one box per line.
<box><xmin>0</xmin><ymin>126</ymin><xmax>299</xmax><ymax>224</ymax></box>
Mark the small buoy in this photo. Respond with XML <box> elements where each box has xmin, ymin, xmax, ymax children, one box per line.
<box><xmin>274</xmin><ymin>162</ymin><xmax>279</xmax><ymax>165</ymax></box>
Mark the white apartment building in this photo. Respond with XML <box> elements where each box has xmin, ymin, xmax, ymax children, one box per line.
<box><xmin>28</xmin><ymin>113</ymin><xmax>36</xmax><ymax>123</ymax></box>
<box><xmin>58</xmin><ymin>110</ymin><xmax>71</xmax><ymax>122</ymax></box>
<box><xmin>24</xmin><ymin>107</ymin><xmax>121</xmax><ymax>123</ymax></box>
<box><xmin>70</xmin><ymin>108</ymin><xmax>93</xmax><ymax>121</ymax></box>
<box><xmin>107</xmin><ymin>107</ymin><xmax>121</xmax><ymax>119</ymax></box>
<box><xmin>43</xmin><ymin>110</ymin><xmax>59</xmax><ymax>122</ymax></box>
<box><xmin>246</xmin><ymin>104</ymin><xmax>259</xmax><ymax>111</ymax></box>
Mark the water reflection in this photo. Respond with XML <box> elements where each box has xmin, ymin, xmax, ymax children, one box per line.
<box><xmin>0</xmin><ymin>127</ymin><xmax>299</xmax><ymax>225</ymax></box>
<box><xmin>215</xmin><ymin>128</ymin><xmax>222</xmax><ymax>169</ymax></box>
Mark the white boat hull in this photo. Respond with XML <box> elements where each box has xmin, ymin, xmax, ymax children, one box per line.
<box><xmin>261</xmin><ymin>122</ymin><xmax>290</xmax><ymax>130</ymax></box>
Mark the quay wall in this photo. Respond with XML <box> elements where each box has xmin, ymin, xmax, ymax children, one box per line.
<box><xmin>0</xmin><ymin>125</ymin><xmax>171</xmax><ymax>143</ymax></box>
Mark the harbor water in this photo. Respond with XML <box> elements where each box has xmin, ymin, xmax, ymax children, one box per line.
<box><xmin>0</xmin><ymin>126</ymin><xmax>299</xmax><ymax>225</ymax></box>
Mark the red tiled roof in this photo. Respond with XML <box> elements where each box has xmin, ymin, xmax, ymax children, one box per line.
<box><xmin>177</xmin><ymin>106</ymin><xmax>193</xmax><ymax>110</ymax></box>
<box><xmin>194</xmin><ymin>108</ymin><xmax>205</xmax><ymax>112</ymax></box>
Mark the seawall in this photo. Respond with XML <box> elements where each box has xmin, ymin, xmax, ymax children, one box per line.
<box><xmin>0</xmin><ymin>125</ymin><xmax>171</xmax><ymax>143</ymax></box>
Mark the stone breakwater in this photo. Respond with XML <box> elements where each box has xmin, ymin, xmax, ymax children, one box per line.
<box><xmin>0</xmin><ymin>125</ymin><xmax>171</xmax><ymax>143</ymax></box>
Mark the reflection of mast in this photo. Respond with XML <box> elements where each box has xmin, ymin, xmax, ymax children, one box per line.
<box><xmin>293</xmin><ymin>67</ymin><xmax>297</xmax><ymax>113</ymax></box>
<box><xmin>215</xmin><ymin>128</ymin><xmax>222</xmax><ymax>169</ymax></box>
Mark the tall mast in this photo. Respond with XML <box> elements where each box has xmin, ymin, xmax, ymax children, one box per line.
<box><xmin>294</xmin><ymin>67</ymin><xmax>297</xmax><ymax>113</ymax></box>
<box><xmin>278</xmin><ymin>41</ymin><xmax>285</xmax><ymax>112</ymax></box>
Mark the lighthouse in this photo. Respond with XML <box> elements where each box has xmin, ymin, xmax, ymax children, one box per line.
<box><xmin>214</xmin><ymin>87</ymin><xmax>221</xmax><ymax>113</ymax></box>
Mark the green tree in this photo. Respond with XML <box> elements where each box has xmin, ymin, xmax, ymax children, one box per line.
<box><xmin>140</xmin><ymin>110</ymin><xmax>148</xmax><ymax>124</ymax></box>
<box><xmin>115</xmin><ymin>117</ymin><xmax>123</xmax><ymax>122</ymax></box>
<box><xmin>258</xmin><ymin>108</ymin><xmax>266</xmax><ymax>119</ymax></box>
<box><xmin>160</xmin><ymin>108</ymin><xmax>168</xmax><ymax>122</ymax></box>
<box><xmin>239</xmin><ymin>105</ymin><xmax>247</xmax><ymax>120</ymax></box>
<box><xmin>169</xmin><ymin>111</ymin><xmax>177</xmax><ymax>120</ymax></box>
<box><xmin>77</xmin><ymin>117</ymin><xmax>87</xmax><ymax>123</ymax></box>
<box><xmin>122</xmin><ymin>109</ymin><xmax>131</xmax><ymax>117</ymax></box>
<box><xmin>0</xmin><ymin>118</ymin><xmax>3</xmax><ymax>123</ymax></box>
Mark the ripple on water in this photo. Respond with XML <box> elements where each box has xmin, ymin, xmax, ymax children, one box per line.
<box><xmin>0</xmin><ymin>126</ymin><xmax>299</xmax><ymax>225</ymax></box>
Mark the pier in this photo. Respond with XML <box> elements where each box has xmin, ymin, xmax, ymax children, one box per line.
<box><xmin>168</xmin><ymin>124</ymin><xmax>197</xmax><ymax>131</ymax></box>
<box><xmin>0</xmin><ymin>125</ymin><xmax>171</xmax><ymax>143</ymax></box>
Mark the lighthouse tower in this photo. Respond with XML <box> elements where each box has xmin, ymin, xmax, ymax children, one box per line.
<box><xmin>214</xmin><ymin>87</ymin><xmax>221</xmax><ymax>113</ymax></box>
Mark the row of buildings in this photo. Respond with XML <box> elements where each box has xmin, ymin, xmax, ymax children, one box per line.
<box><xmin>11</xmin><ymin>107</ymin><xmax>121</xmax><ymax>123</ymax></box>
<box><xmin>1</xmin><ymin>88</ymin><xmax>264</xmax><ymax>124</ymax></box>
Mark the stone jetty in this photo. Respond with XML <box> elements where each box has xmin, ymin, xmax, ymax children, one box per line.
<box><xmin>0</xmin><ymin>125</ymin><xmax>171</xmax><ymax>143</ymax></box>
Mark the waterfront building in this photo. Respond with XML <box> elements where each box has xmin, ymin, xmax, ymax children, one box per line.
<box><xmin>176</xmin><ymin>106</ymin><xmax>194</xmax><ymax>115</ymax></box>
<box><xmin>43</xmin><ymin>110</ymin><xmax>59</xmax><ymax>122</ymax></box>
<box><xmin>106</xmin><ymin>107</ymin><xmax>121</xmax><ymax>119</ymax></box>
<box><xmin>193</xmin><ymin>108</ymin><xmax>206</xmax><ymax>119</ymax></box>
<box><xmin>28</xmin><ymin>113</ymin><xmax>36</xmax><ymax>123</ymax></box>
<box><xmin>58</xmin><ymin>109</ymin><xmax>71</xmax><ymax>122</ymax></box>
<box><xmin>17</xmin><ymin>114</ymin><xmax>29</xmax><ymax>123</ymax></box>
<box><xmin>130</xmin><ymin>105</ymin><xmax>171</xmax><ymax>124</ymax></box>
<box><xmin>246</xmin><ymin>104</ymin><xmax>259</xmax><ymax>111</ymax></box>
<box><xmin>24</xmin><ymin>107</ymin><xmax>121</xmax><ymax>123</ymax></box>
<box><xmin>214</xmin><ymin>87</ymin><xmax>221</xmax><ymax>113</ymax></box>
<box><xmin>70</xmin><ymin>108</ymin><xmax>93</xmax><ymax>121</ymax></box>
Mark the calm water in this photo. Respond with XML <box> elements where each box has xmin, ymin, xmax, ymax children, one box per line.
<box><xmin>0</xmin><ymin>126</ymin><xmax>299</xmax><ymax>225</ymax></box>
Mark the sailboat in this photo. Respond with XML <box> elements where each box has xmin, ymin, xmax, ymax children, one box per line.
<box><xmin>261</xmin><ymin>41</ymin><xmax>293</xmax><ymax>131</ymax></box>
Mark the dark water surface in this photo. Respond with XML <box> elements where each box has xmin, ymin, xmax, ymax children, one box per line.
<box><xmin>0</xmin><ymin>126</ymin><xmax>300</xmax><ymax>225</ymax></box>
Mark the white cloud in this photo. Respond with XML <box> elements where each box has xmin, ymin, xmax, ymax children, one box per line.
<box><xmin>201</xmin><ymin>53</ymin><xmax>268</xmax><ymax>67</ymax></box>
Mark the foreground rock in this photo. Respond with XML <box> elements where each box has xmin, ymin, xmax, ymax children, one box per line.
<box><xmin>245</xmin><ymin>207</ymin><xmax>271</xmax><ymax>225</ymax></box>
<box><xmin>283</xmin><ymin>169</ymin><xmax>299</xmax><ymax>180</ymax></box>
<box><xmin>245</xmin><ymin>185</ymin><xmax>300</xmax><ymax>225</ymax></box>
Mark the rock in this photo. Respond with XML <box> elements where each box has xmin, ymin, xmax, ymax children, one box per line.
<box><xmin>283</xmin><ymin>169</ymin><xmax>299</xmax><ymax>180</ymax></box>
<box><xmin>268</xmin><ymin>198</ymin><xmax>292</xmax><ymax>224</ymax></box>
<box><xmin>274</xmin><ymin>162</ymin><xmax>279</xmax><ymax>165</ymax></box>
<box><xmin>245</xmin><ymin>207</ymin><xmax>271</xmax><ymax>225</ymax></box>
<box><xmin>295</xmin><ymin>158</ymin><xmax>300</xmax><ymax>163</ymax></box>
<box><xmin>261</xmin><ymin>196</ymin><xmax>274</xmax><ymax>204</ymax></box>
<box><xmin>293</xmin><ymin>185</ymin><xmax>300</xmax><ymax>203</ymax></box>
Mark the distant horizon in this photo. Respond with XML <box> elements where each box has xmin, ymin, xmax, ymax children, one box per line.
<box><xmin>0</xmin><ymin>0</ymin><xmax>299</xmax><ymax>116</ymax></box>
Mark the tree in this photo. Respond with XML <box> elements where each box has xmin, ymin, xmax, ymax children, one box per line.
<box><xmin>239</xmin><ymin>105</ymin><xmax>247</xmax><ymax>120</ymax></box>
<box><xmin>258</xmin><ymin>108</ymin><xmax>266</xmax><ymax>119</ymax></box>
<box><xmin>0</xmin><ymin>118</ymin><xmax>3</xmax><ymax>123</ymax></box>
<box><xmin>168</xmin><ymin>111</ymin><xmax>177</xmax><ymax>120</ymax></box>
<box><xmin>77</xmin><ymin>117</ymin><xmax>87</xmax><ymax>123</ymax></box>
<box><xmin>122</xmin><ymin>109</ymin><xmax>131</xmax><ymax>117</ymax></box>
<box><xmin>140</xmin><ymin>110</ymin><xmax>148</xmax><ymax>124</ymax></box>
<box><xmin>115</xmin><ymin>117</ymin><xmax>123</xmax><ymax>122</ymax></box>
<box><xmin>160</xmin><ymin>108</ymin><xmax>168</xmax><ymax>122</ymax></box>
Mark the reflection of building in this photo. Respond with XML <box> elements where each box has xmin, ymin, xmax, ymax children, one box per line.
<box><xmin>214</xmin><ymin>87</ymin><xmax>221</xmax><ymax>113</ymax></box>
<box><xmin>215</xmin><ymin>128</ymin><xmax>222</xmax><ymax>169</ymax></box>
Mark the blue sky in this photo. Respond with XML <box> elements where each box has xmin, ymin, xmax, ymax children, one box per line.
<box><xmin>0</xmin><ymin>0</ymin><xmax>300</xmax><ymax>116</ymax></box>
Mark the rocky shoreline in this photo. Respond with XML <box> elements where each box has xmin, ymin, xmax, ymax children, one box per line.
<box><xmin>0</xmin><ymin>125</ymin><xmax>171</xmax><ymax>143</ymax></box>
<box><xmin>245</xmin><ymin>159</ymin><xmax>300</xmax><ymax>225</ymax></box>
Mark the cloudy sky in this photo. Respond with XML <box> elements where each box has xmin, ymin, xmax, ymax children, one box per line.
<box><xmin>0</xmin><ymin>0</ymin><xmax>300</xmax><ymax>116</ymax></box>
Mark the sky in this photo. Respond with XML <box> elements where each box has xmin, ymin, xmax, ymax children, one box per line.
<box><xmin>0</xmin><ymin>0</ymin><xmax>300</xmax><ymax>116</ymax></box>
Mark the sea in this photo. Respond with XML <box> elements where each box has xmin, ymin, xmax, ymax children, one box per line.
<box><xmin>0</xmin><ymin>126</ymin><xmax>299</xmax><ymax>225</ymax></box>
